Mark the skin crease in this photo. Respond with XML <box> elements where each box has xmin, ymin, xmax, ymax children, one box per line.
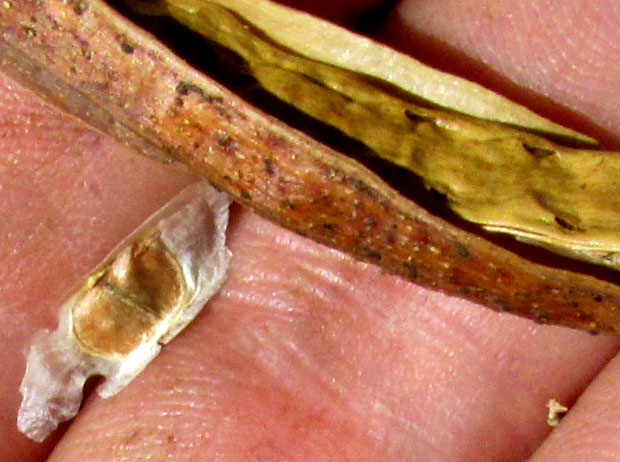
<box><xmin>0</xmin><ymin>0</ymin><xmax>619</xmax><ymax>461</ymax></box>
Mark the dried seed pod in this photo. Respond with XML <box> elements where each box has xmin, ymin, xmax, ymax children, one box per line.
<box><xmin>143</xmin><ymin>0</ymin><xmax>620</xmax><ymax>271</ymax></box>
<box><xmin>17</xmin><ymin>181</ymin><xmax>231</xmax><ymax>442</ymax></box>
<box><xmin>3</xmin><ymin>0</ymin><xmax>620</xmax><ymax>335</ymax></box>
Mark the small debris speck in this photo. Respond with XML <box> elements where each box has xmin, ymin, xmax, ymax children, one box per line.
<box><xmin>546</xmin><ymin>399</ymin><xmax>568</xmax><ymax>427</ymax></box>
<box><xmin>3</xmin><ymin>1</ymin><xmax>11</xmax><ymax>9</ymax></box>
<box><xmin>21</xmin><ymin>24</ymin><xmax>36</xmax><ymax>37</ymax></box>
<box><xmin>73</xmin><ymin>1</ymin><xmax>88</xmax><ymax>15</ymax></box>
<box><xmin>120</xmin><ymin>41</ymin><xmax>134</xmax><ymax>54</ymax></box>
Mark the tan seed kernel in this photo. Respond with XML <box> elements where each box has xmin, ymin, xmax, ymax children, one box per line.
<box><xmin>71</xmin><ymin>236</ymin><xmax>186</xmax><ymax>358</ymax></box>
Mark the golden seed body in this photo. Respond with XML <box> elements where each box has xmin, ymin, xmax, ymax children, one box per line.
<box><xmin>71</xmin><ymin>235</ymin><xmax>186</xmax><ymax>358</ymax></box>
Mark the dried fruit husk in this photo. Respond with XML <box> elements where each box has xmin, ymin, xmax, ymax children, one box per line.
<box><xmin>131</xmin><ymin>0</ymin><xmax>620</xmax><ymax>271</ymax></box>
<box><xmin>1</xmin><ymin>0</ymin><xmax>620</xmax><ymax>334</ymax></box>
<box><xmin>127</xmin><ymin>0</ymin><xmax>595</xmax><ymax>144</ymax></box>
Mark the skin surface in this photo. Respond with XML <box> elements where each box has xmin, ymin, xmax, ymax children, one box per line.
<box><xmin>1</xmin><ymin>0</ymin><xmax>619</xmax><ymax>460</ymax></box>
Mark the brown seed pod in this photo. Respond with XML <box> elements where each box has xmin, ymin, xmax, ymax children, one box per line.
<box><xmin>1</xmin><ymin>0</ymin><xmax>620</xmax><ymax>335</ymax></box>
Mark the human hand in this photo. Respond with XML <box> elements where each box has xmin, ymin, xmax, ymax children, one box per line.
<box><xmin>1</xmin><ymin>1</ymin><xmax>619</xmax><ymax>460</ymax></box>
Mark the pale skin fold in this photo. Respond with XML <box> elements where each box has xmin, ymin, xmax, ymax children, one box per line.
<box><xmin>1</xmin><ymin>1</ymin><xmax>620</xmax><ymax>461</ymax></box>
